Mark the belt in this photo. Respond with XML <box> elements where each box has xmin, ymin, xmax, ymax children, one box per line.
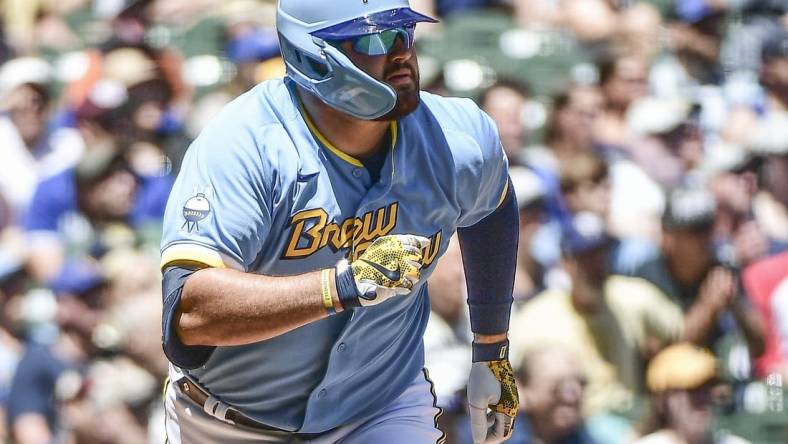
<box><xmin>175</xmin><ymin>378</ymin><xmax>284</xmax><ymax>432</ymax></box>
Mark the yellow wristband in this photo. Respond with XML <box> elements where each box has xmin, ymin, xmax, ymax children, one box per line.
<box><xmin>321</xmin><ymin>269</ymin><xmax>336</xmax><ymax>315</ymax></box>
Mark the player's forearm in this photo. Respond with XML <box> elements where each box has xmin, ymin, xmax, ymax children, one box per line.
<box><xmin>458</xmin><ymin>179</ymin><xmax>519</xmax><ymax>336</ymax></box>
<box><xmin>177</xmin><ymin>267</ymin><xmax>340</xmax><ymax>346</ymax></box>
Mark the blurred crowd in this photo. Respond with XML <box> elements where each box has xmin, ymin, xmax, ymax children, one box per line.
<box><xmin>0</xmin><ymin>0</ymin><xmax>786</xmax><ymax>443</ymax></box>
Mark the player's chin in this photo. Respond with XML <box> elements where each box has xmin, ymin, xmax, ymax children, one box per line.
<box><xmin>374</xmin><ymin>87</ymin><xmax>420</xmax><ymax>121</ymax></box>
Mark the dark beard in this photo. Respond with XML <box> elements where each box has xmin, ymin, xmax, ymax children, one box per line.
<box><xmin>374</xmin><ymin>87</ymin><xmax>420</xmax><ymax>121</ymax></box>
<box><xmin>373</xmin><ymin>63</ymin><xmax>421</xmax><ymax>121</ymax></box>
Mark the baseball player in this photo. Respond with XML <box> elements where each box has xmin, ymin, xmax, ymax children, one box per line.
<box><xmin>160</xmin><ymin>1</ymin><xmax>520</xmax><ymax>443</ymax></box>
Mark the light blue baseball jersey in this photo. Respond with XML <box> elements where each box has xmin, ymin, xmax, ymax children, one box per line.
<box><xmin>160</xmin><ymin>78</ymin><xmax>508</xmax><ymax>433</ymax></box>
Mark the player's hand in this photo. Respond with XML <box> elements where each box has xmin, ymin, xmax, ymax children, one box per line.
<box><xmin>335</xmin><ymin>234</ymin><xmax>431</xmax><ymax>308</ymax></box>
<box><xmin>468</xmin><ymin>341</ymin><xmax>518</xmax><ymax>444</ymax></box>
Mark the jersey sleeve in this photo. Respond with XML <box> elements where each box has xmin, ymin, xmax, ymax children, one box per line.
<box><xmin>160</xmin><ymin>122</ymin><xmax>272</xmax><ymax>272</ymax></box>
<box><xmin>455</xmin><ymin>108</ymin><xmax>510</xmax><ymax>228</ymax></box>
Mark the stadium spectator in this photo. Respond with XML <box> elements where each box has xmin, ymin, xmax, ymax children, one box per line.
<box><xmin>510</xmin><ymin>212</ymin><xmax>683</xmax><ymax>443</ymax></box>
<box><xmin>543</xmin><ymin>86</ymin><xmax>604</xmax><ymax>169</ymax></box>
<box><xmin>704</xmin><ymin>145</ymin><xmax>770</xmax><ymax>268</ymax></box>
<box><xmin>0</xmin><ymin>57</ymin><xmax>84</xmax><ymax>220</ymax></box>
<box><xmin>479</xmin><ymin>78</ymin><xmax>532</xmax><ymax>167</ymax></box>
<box><xmin>624</xmin><ymin>97</ymin><xmax>703</xmax><ymax>189</ymax></box>
<box><xmin>7</xmin><ymin>261</ymin><xmax>105</xmax><ymax>443</ymax></box>
<box><xmin>558</xmin><ymin>152</ymin><xmax>610</xmax><ymax>221</ymax></box>
<box><xmin>513</xmin><ymin>346</ymin><xmax>597</xmax><ymax>444</ymax></box>
<box><xmin>741</xmin><ymin>252</ymin><xmax>788</xmax><ymax>379</ymax></box>
<box><xmin>0</xmin><ymin>271</ymin><xmax>23</xmax><ymax>444</ymax></box>
<box><xmin>612</xmin><ymin>3</ymin><xmax>663</xmax><ymax>61</ymax></box>
<box><xmin>594</xmin><ymin>54</ymin><xmax>649</xmax><ymax>152</ymax></box>
<box><xmin>758</xmin><ymin>29</ymin><xmax>788</xmax><ymax>113</ymax></box>
<box><xmin>635</xmin><ymin>343</ymin><xmax>749</xmax><ymax>444</ymax></box>
<box><xmin>24</xmin><ymin>151</ymin><xmax>171</xmax><ymax>281</ymax></box>
<box><xmin>629</xmin><ymin>189</ymin><xmax>766</xmax><ymax>358</ymax></box>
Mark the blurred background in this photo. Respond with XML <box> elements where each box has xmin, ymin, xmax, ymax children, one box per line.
<box><xmin>0</xmin><ymin>0</ymin><xmax>787</xmax><ymax>443</ymax></box>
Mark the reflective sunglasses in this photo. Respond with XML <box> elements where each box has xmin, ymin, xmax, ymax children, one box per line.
<box><xmin>334</xmin><ymin>25</ymin><xmax>416</xmax><ymax>56</ymax></box>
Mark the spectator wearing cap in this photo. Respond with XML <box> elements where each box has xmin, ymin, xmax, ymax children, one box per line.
<box><xmin>625</xmin><ymin>97</ymin><xmax>703</xmax><ymax>189</ymax></box>
<box><xmin>634</xmin><ymin>343</ymin><xmax>749</xmax><ymax>444</ymax></box>
<box><xmin>0</xmin><ymin>57</ymin><xmax>85</xmax><ymax>220</ymax></box>
<box><xmin>629</xmin><ymin>189</ymin><xmax>765</xmax><ymax>358</ymax></box>
<box><xmin>510</xmin><ymin>213</ymin><xmax>683</xmax><ymax>442</ymax></box>
<box><xmin>23</xmin><ymin>150</ymin><xmax>172</xmax><ymax>282</ymax></box>
<box><xmin>225</xmin><ymin>22</ymin><xmax>283</xmax><ymax>92</ymax></box>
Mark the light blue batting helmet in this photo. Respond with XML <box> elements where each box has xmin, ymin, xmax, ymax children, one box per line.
<box><xmin>276</xmin><ymin>0</ymin><xmax>437</xmax><ymax>120</ymax></box>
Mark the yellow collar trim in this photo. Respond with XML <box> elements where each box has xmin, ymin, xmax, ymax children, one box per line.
<box><xmin>300</xmin><ymin>103</ymin><xmax>398</xmax><ymax>169</ymax></box>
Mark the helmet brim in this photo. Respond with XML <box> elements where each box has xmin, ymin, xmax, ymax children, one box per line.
<box><xmin>311</xmin><ymin>8</ymin><xmax>438</xmax><ymax>41</ymax></box>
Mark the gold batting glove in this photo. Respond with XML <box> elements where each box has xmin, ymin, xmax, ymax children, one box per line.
<box><xmin>335</xmin><ymin>234</ymin><xmax>431</xmax><ymax>308</ymax></box>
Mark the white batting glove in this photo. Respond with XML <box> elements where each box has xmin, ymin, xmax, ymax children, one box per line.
<box><xmin>468</xmin><ymin>341</ymin><xmax>519</xmax><ymax>444</ymax></box>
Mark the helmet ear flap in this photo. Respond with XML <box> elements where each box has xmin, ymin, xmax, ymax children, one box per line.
<box><xmin>279</xmin><ymin>33</ymin><xmax>398</xmax><ymax>120</ymax></box>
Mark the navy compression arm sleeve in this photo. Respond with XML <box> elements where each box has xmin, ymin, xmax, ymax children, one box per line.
<box><xmin>457</xmin><ymin>179</ymin><xmax>519</xmax><ymax>335</ymax></box>
<box><xmin>162</xmin><ymin>266</ymin><xmax>216</xmax><ymax>369</ymax></box>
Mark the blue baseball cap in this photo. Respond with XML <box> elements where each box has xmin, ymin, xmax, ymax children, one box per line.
<box><xmin>227</xmin><ymin>29</ymin><xmax>281</xmax><ymax>64</ymax></box>
<box><xmin>311</xmin><ymin>7</ymin><xmax>437</xmax><ymax>40</ymax></box>
<box><xmin>48</xmin><ymin>261</ymin><xmax>105</xmax><ymax>296</ymax></box>
<box><xmin>561</xmin><ymin>213</ymin><xmax>613</xmax><ymax>256</ymax></box>
<box><xmin>676</xmin><ymin>0</ymin><xmax>717</xmax><ymax>23</ymax></box>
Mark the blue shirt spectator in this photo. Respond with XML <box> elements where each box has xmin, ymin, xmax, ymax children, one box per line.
<box><xmin>25</xmin><ymin>169</ymin><xmax>171</xmax><ymax>234</ymax></box>
<box><xmin>6</xmin><ymin>344</ymin><xmax>73</xmax><ymax>437</ymax></box>
<box><xmin>23</xmin><ymin>156</ymin><xmax>172</xmax><ymax>281</ymax></box>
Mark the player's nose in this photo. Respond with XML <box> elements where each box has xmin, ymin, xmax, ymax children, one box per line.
<box><xmin>388</xmin><ymin>35</ymin><xmax>414</xmax><ymax>63</ymax></box>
